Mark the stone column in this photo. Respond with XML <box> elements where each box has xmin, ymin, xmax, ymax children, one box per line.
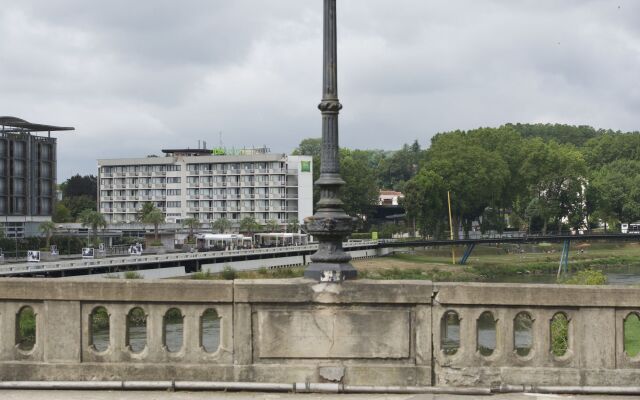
<box><xmin>304</xmin><ymin>0</ymin><xmax>357</xmax><ymax>281</ymax></box>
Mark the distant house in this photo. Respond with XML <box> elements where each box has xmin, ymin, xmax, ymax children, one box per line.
<box><xmin>379</xmin><ymin>190</ymin><xmax>404</xmax><ymax>206</ymax></box>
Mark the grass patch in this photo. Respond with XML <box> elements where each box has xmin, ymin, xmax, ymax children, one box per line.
<box><xmin>625</xmin><ymin>314</ymin><xmax>640</xmax><ymax>357</ymax></box>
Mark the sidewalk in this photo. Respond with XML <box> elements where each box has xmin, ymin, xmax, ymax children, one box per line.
<box><xmin>1</xmin><ymin>391</ymin><xmax>639</xmax><ymax>400</ymax></box>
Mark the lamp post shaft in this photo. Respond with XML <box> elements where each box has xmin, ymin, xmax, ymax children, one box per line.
<box><xmin>304</xmin><ymin>0</ymin><xmax>357</xmax><ymax>281</ymax></box>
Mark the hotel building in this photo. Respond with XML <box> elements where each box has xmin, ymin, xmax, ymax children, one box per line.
<box><xmin>97</xmin><ymin>148</ymin><xmax>313</xmax><ymax>228</ymax></box>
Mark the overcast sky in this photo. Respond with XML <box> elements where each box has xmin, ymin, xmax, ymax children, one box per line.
<box><xmin>1</xmin><ymin>0</ymin><xmax>639</xmax><ymax>179</ymax></box>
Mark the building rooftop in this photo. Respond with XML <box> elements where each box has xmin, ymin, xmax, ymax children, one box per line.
<box><xmin>0</xmin><ymin>116</ymin><xmax>74</xmax><ymax>133</ymax></box>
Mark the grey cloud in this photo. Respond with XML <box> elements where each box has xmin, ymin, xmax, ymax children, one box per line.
<box><xmin>0</xmin><ymin>0</ymin><xmax>638</xmax><ymax>180</ymax></box>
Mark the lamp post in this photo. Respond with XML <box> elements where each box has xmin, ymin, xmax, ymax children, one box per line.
<box><xmin>304</xmin><ymin>0</ymin><xmax>356</xmax><ymax>282</ymax></box>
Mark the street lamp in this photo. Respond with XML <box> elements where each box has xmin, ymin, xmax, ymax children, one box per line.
<box><xmin>304</xmin><ymin>0</ymin><xmax>357</xmax><ymax>282</ymax></box>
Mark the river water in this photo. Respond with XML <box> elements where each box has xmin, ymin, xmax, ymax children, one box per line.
<box><xmin>91</xmin><ymin>320</ymin><xmax>220</xmax><ymax>354</ymax></box>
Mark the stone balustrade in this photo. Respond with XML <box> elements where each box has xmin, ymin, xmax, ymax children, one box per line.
<box><xmin>0</xmin><ymin>278</ymin><xmax>638</xmax><ymax>387</ymax></box>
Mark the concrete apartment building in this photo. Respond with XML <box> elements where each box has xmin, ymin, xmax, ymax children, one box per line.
<box><xmin>0</xmin><ymin>116</ymin><xmax>73</xmax><ymax>237</ymax></box>
<box><xmin>97</xmin><ymin>147</ymin><xmax>313</xmax><ymax>228</ymax></box>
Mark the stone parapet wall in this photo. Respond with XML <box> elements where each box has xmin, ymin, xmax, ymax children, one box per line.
<box><xmin>0</xmin><ymin>278</ymin><xmax>638</xmax><ymax>386</ymax></box>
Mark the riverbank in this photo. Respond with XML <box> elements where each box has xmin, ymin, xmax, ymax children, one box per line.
<box><xmin>188</xmin><ymin>241</ymin><xmax>640</xmax><ymax>284</ymax></box>
<box><xmin>353</xmin><ymin>241</ymin><xmax>640</xmax><ymax>283</ymax></box>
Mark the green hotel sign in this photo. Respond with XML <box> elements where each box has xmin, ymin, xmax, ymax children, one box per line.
<box><xmin>301</xmin><ymin>161</ymin><xmax>311</xmax><ymax>172</ymax></box>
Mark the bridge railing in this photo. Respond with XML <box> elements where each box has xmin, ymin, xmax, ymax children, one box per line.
<box><xmin>0</xmin><ymin>278</ymin><xmax>638</xmax><ymax>386</ymax></box>
<box><xmin>432</xmin><ymin>282</ymin><xmax>640</xmax><ymax>386</ymax></box>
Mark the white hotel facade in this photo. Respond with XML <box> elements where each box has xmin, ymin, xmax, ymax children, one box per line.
<box><xmin>97</xmin><ymin>148</ymin><xmax>313</xmax><ymax>227</ymax></box>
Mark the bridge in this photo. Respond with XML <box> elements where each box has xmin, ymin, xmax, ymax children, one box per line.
<box><xmin>0</xmin><ymin>277</ymin><xmax>638</xmax><ymax>395</ymax></box>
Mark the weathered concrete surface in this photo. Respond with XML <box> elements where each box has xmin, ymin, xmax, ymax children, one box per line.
<box><xmin>0</xmin><ymin>278</ymin><xmax>233</xmax><ymax>302</ymax></box>
<box><xmin>256</xmin><ymin>307</ymin><xmax>411</xmax><ymax>359</ymax></box>
<box><xmin>235</xmin><ymin>278</ymin><xmax>433</xmax><ymax>304</ymax></box>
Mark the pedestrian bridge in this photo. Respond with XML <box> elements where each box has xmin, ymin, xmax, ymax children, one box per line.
<box><xmin>0</xmin><ymin>278</ymin><xmax>638</xmax><ymax>390</ymax></box>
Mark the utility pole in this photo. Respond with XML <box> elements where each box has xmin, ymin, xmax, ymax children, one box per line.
<box><xmin>304</xmin><ymin>0</ymin><xmax>356</xmax><ymax>281</ymax></box>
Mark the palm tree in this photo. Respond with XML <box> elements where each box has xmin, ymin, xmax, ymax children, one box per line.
<box><xmin>239</xmin><ymin>216</ymin><xmax>260</xmax><ymax>236</ymax></box>
<box><xmin>79</xmin><ymin>210</ymin><xmax>107</xmax><ymax>246</ymax></box>
<box><xmin>136</xmin><ymin>202</ymin><xmax>156</xmax><ymax>223</ymax></box>
<box><xmin>286</xmin><ymin>218</ymin><xmax>300</xmax><ymax>233</ymax></box>
<box><xmin>39</xmin><ymin>221</ymin><xmax>57</xmax><ymax>249</ymax></box>
<box><xmin>182</xmin><ymin>217</ymin><xmax>201</xmax><ymax>242</ymax></box>
<box><xmin>265</xmin><ymin>219</ymin><xmax>280</xmax><ymax>233</ymax></box>
<box><xmin>142</xmin><ymin>209</ymin><xmax>165</xmax><ymax>241</ymax></box>
<box><xmin>212</xmin><ymin>217</ymin><xmax>231</xmax><ymax>233</ymax></box>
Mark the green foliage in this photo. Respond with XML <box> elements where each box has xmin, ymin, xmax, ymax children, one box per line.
<box><xmin>79</xmin><ymin>210</ymin><xmax>107</xmax><ymax>245</ymax></box>
<box><xmin>17</xmin><ymin>308</ymin><xmax>36</xmax><ymax>350</ymax></box>
<box><xmin>192</xmin><ymin>271</ymin><xmax>216</xmax><ymax>280</ymax></box>
<box><xmin>39</xmin><ymin>221</ymin><xmax>57</xmax><ymax>248</ymax></box>
<box><xmin>139</xmin><ymin>205</ymin><xmax>164</xmax><ymax>239</ymax></box>
<box><xmin>551</xmin><ymin>313</ymin><xmax>569</xmax><ymax>357</ymax></box>
<box><xmin>286</xmin><ymin>218</ymin><xmax>300</xmax><ymax>233</ymax></box>
<box><xmin>123</xmin><ymin>271</ymin><xmax>143</xmax><ymax>279</ymax></box>
<box><xmin>148</xmin><ymin>239</ymin><xmax>163</xmax><ymax>247</ymax></box>
<box><xmin>340</xmin><ymin>149</ymin><xmax>380</xmax><ymax>226</ymax></box>
<box><xmin>624</xmin><ymin>314</ymin><xmax>640</xmax><ymax>357</ymax></box>
<box><xmin>221</xmin><ymin>265</ymin><xmax>237</xmax><ymax>280</ymax></box>
<box><xmin>63</xmin><ymin>174</ymin><xmax>97</xmax><ymax>198</ymax></box>
<box><xmin>561</xmin><ymin>269</ymin><xmax>607</xmax><ymax>285</ymax></box>
<box><xmin>212</xmin><ymin>217</ymin><xmax>231</xmax><ymax>233</ymax></box>
<box><xmin>181</xmin><ymin>217</ymin><xmax>201</xmax><ymax>240</ymax></box>
<box><xmin>264</xmin><ymin>219</ymin><xmax>280</xmax><ymax>233</ymax></box>
<box><xmin>62</xmin><ymin>195</ymin><xmax>96</xmax><ymax>220</ymax></box>
<box><xmin>239</xmin><ymin>216</ymin><xmax>261</xmax><ymax>234</ymax></box>
<box><xmin>52</xmin><ymin>202</ymin><xmax>73</xmax><ymax>223</ymax></box>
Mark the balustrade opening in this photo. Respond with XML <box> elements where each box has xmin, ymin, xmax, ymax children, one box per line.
<box><xmin>163</xmin><ymin>308</ymin><xmax>184</xmax><ymax>353</ymax></box>
<box><xmin>441</xmin><ymin>311</ymin><xmax>460</xmax><ymax>355</ymax></box>
<box><xmin>16</xmin><ymin>306</ymin><xmax>35</xmax><ymax>351</ymax></box>
<box><xmin>201</xmin><ymin>309</ymin><xmax>221</xmax><ymax>353</ymax></box>
<box><xmin>514</xmin><ymin>312</ymin><xmax>533</xmax><ymax>357</ymax></box>
<box><xmin>90</xmin><ymin>306</ymin><xmax>110</xmax><ymax>352</ymax></box>
<box><xmin>126</xmin><ymin>307</ymin><xmax>147</xmax><ymax>353</ymax></box>
<box><xmin>477</xmin><ymin>311</ymin><xmax>496</xmax><ymax>356</ymax></box>
<box><xmin>624</xmin><ymin>312</ymin><xmax>640</xmax><ymax>358</ymax></box>
<box><xmin>551</xmin><ymin>312</ymin><xmax>569</xmax><ymax>357</ymax></box>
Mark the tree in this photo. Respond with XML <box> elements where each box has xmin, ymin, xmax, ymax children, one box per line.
<box><xmin>212</xmin><ymin>218</ymin><xmax>231</xmax><ymax>233</ymax></box>
<box><xmin>181</xmin><ymin>217</ymin><xmax>201</xmax><ymax>242</ymax></box>
<box><xmin>589</xmin><ymin>159</ymin><xmax>640</xmax><ymax>230</ymax></box>
<box><xmin>39</xmin><ymin>221</ymin><xmax>57</xmax><ymax>249</ymax></box>
<box><xmin>519</xmin><ymin>139</ymin><xmax>587</xmax><ymax>234</ymax></box>
<box><xmin>62</xmin><ymin>174</ymin><xmax>97</xmax><ymax>199</ymax></box>
<box><xmin>142</xmin><ymin>209</ymin><xmax>165</xmax><ymax>241</ymax></box>
<box><xmin>63</xmin><ymin>195</ymin><xmax>96</xmax><ymax>221</ymax></box>
<box><xmin>79</xmin><ymin>210</ymin><xmax>107</xmax><ymax>246</ymax></box>
<box><xmin>264</xmin><ymin>219</ymin><xmax>280</xmax><ymax>233</ymax></box>
<box><xmin>286</xmin><ymin>218</ymin><xmax>300</xmax><ymax>233</ymax></box>
<box><xmin>52</xmin><ymin>202</ymin><xmax>72</xmax><ymax>223</ymax></box>
<box><xmin>402</xmin><ymin>170</ymin><xmax>447</xmax><ymax>238</ymax></box>
<box><xmin>136</xmin><ymin>202</ymin><xmax>157</xmax><ymax>223</ymax></box>
<box><xmin>340</xmin><ymin>149</ymin><xmax>380</xmax><ymax>228</ymax></box>
<box><xmin>239</xmin><ymin>216</ymin><xmax>260</xmax><ymax>236</ymax></box>
<box><xmin>424</xmin><ymin>134</ymin><xmax>510</xmax><ymax>238</ymax></box>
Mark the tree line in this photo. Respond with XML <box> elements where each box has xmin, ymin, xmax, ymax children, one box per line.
<box><xmin>294</xmin><ymin>123</ymin><xmax>640</xmax><ymax>237</ymax></box>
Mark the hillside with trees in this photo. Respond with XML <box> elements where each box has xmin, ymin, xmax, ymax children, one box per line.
<box><xmin>294</xmin><ymin>123</ymin><xmax>640</xmax><ymax>237</ymax></box>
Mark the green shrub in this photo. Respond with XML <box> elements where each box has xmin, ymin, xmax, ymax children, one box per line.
<box><xmin>124</xmin><ymin>271</ymin><xmax>143</xmax><ymax>279</ymax></box>
<box><xmin>148</xmin><ymin>240</ymin><xmax>163</xmax><ymax>247</ymax></box>
<box><xmin>192</xmin><ymin>271</ymin><xmax>217</xmax><ymax>280</ymax></box>
<box><xmin>551</xmin><ymin>313</ymin><xmax>569</xmax><ymax>356</ymax></box>
<box><xmin>561</xmin><ymin>269</ymin><xmax>607</xmax><ymax>285</ymax></box>
<box><xmin>221</xmin><ymin>265</ymin><xmax>237</xmax><ymax>280</ymax></box>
